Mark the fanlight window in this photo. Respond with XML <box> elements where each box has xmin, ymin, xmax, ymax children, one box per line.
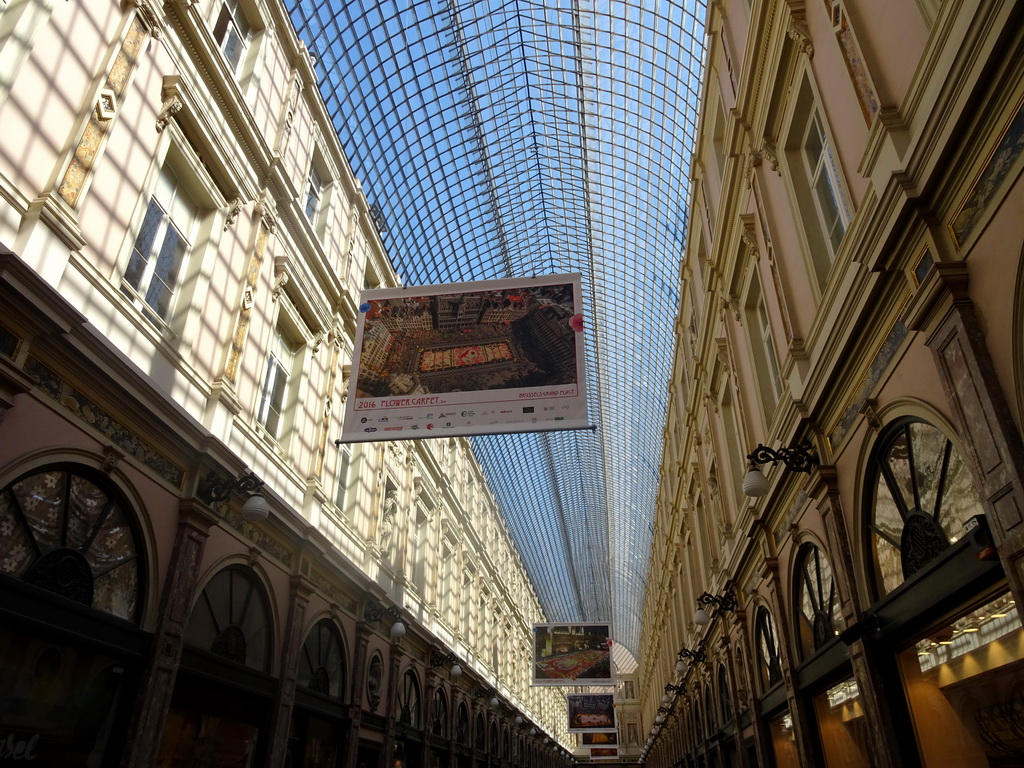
<box><xmin>431</xmin><ymin>688</ymin><xmax>448</xmax><ymax>737</ymax></box>
<box><xmin>397</xmin><ymin>671</ymin><xmax>421</xmax><ymax>727</ymax></box>
<box><xmin>797</xmin><ymin>543</ymin><xmax>843</xmax><ymax>655</ymax></box>
<box><xmin>869</xmin><ymin>419</ymin><xmax>983</xmax><ymax>596</ymax></box>
<box><xmin>756</xmin><ymin>606</ymin><xmax>783</xmax><ymax>689</ymax></box>
<box><xmin>184</xmin><ymin>566</ymin><xmax>271</xmax><ymax>672</ymax></box>
<box><xmin>0</xmin><ymin>465</ymin><xmax>142</xmax><ymax>621</ymax></box>
<box><xmin>298</xmin><ymin>618</ymin><xmax>346</xmax><ymax>699</ymax></box>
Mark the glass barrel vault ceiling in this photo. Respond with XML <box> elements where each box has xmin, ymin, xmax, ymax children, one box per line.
<box><xmin>288</xmin><ymin>0</ymin><xmax>707</xmax><ymax>657</ymax></box>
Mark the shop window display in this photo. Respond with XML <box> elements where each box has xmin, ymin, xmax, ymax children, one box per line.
<box><xmin>812</xmin><ymin>677</ymin><xmax>872</xmax><ymax>767</ymax></box>
<box><xmin>898</xmin><ymin>593</ymin><xmax>1023</xmax><ymax>766</ymax></box>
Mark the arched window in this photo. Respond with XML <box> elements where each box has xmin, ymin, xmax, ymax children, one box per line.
<box><xmin>431</xmin><ymin>688</ymin><xmax>448</xmax><ymax>737</ymax></box>
<box><xmin>502</xmin><ymin>727</ymin><xmax>510</xmax><ymax>759</ymax></box>
<box><xmin>0</xmin><ymin>464</ymin><xmax>144</xmax><ymax>621</ymax></box>
<box><xmin>184</xmin><ymin>565</ymin><xmax>272</xmax><ymax>671</ymax></box>
<box><xmin>297</xmin><ymin>618</ymin><xmax>346</xmax><ymax>699</ymax></box>
<box><xmin>796</xmin><ymin>543</ymin><xmax>843</xmax><ymax>655</ymax></box>
<box><xmin>474</xmin><ymin>712</ymin><xmax>485</xmax><ymax>750</ymax></box>
<box><xmin>756</xmin><ymin>605</ymin><xmax>783</xmax><ymax>689</ymax></box>
<box><xmin>868</xmin><ymin>419</ymin><xmax>984</xmax><ymax>597</ymax></box>
<box><xmin>717</xmin><ymin>664</ymin><xmax>731</xmax><ymax>724</ymax></box>
<box><xmin>704</xmin><ymin>683</ymin><xmax>715</xmax><ymax>734</ymax></box>
<box><xmin>456</xmin><ymin>702</ymin><xmax>469</xmax><ymax>745</ymax></box>
<box><xmin>397</xmin><ymin>670</ymin><xmax>421</xmax><ymax>727</ymax></box>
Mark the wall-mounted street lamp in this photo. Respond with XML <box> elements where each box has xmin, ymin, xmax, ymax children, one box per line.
<box><xmin>675</xmin><ymin>645</ymin><xmax>706</xmax><ymax>674</ymax></box>
<box><xmin>430</xmin><ymin>650</ymin><xmax>462</xmax><ymax>677</ymax></box>
<box><xmin>198</xmin><ymin>469</ymin><xmax>270</xmax><ymax>521</ymax></box>
<box><xmin>741</xmin><ymin>440</ymin><xmax>818</xmax><ymax>497</ymax></box>
<box><xmin>365</xmin><ymin>601</ymin><xmax>406</xmax><ymax>638</ymax></box>
<box><xmin>694</xmin><ymin>590</ymin><xmax>737</xmax><ymax>625</ymax></box>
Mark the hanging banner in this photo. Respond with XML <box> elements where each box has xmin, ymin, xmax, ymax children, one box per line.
<box><xmin>339</xmin><ymin>274</ymin><xmax>589</xmax><ymax>442</ymax></box>
<box><xmin>582</xmin><ymin>732</ymin><xmax>619</xmax><ymax>748</ymax></box>
<box><xmin>589</xmin><ymin>747</ymin><xmax>619</xmax><ymax>760</ymax></box>
<box><xmin>532</xmin><ymin>623</ymin><xmax>614</xmax><ymax>686</ymax></box>
<box><xmin>566</xmin><ymin>693</ymin><xmax>616</xmax><ymax>734</ymax></box>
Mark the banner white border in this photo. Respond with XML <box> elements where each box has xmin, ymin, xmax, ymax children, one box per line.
<box><xmin>339</xmin><ymin>274</ymin><xmax>589</xmax><ymax>443</ymax></box>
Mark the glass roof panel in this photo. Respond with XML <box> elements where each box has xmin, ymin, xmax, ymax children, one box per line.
<box><xmin>288</xmin><ymin>0</ymin><xmax>706</xmax><ymax>656</ymax></box>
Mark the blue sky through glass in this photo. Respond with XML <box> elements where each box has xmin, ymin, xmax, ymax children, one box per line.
<box><xmin>288</xmin><ymin>0</ymin><xmax>707</xmax><ymax>657</ymax></box>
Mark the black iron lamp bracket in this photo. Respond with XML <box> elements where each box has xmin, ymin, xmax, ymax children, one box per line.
<box><xmin>677</xmin><ymin>645</ymin><xmax>707</xmax><ymax>664</ymax></box>
<box><xmin>746</xmin><ymin>441</ymin><xmax>817</xmax><ymax>473</ymax></box>
<box><xmin>664</xmin><ymin>682</ymin><xmax>687</xmax><ymax>695</ymax></box>
<box><xmin>431</xmin><ymin>650</ymin><xmax>460</xmax><ymax>668</ymax></box>
<box><xmin>365</xmin><ymin>602</ymin><xmax>402</xmax><ymax>623</ymax></box>
<box><xmin>198</xmin><ymin>469</ymin><xmax>264</xmax><ymax>504</ymax></box>
<box><xmin>698</xmin><ymin>590</ymin><xmax>738</xmax><ymax>613</ymax></box>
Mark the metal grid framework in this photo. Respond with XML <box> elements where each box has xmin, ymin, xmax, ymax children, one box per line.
<box><xmin>288</xmin><ymin>0</ymin><xmax>706</xmax><ymax>656</ymax></box>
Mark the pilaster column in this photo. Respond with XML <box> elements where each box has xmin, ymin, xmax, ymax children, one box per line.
<box><xmin>758</xmin><ymin>555</ymin><xmax>818</xmax><ymax>767</ymax></box>
<box><xmin>120</xmin><ymin>499</ymin><xmax>219</xmax><ymax>768</ymax></box>
<box><xmin>344</xmin><ymin>623</ymin><xmax>373</xmax><ymax>768</ymax></box>
<box><xmin>381</xmin><ymin>637</ymin><xmax>404</xmax><ymax>768</ymax></box>
<box><xmin>908</xmin><ymin>261</ymin><xmax>1024</xmax><ymax>608</ymax></box>
<box><xmin>813</xmin><ymin>466</ymin><xmax>903</xmax><ymax>768</ymax></box>
<box><xmin>265</xmin><ymin>572</ymin><xmax>315</xmax><ymax>766</ymax></box>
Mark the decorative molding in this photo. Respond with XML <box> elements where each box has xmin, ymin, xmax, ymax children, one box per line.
<box><xmin>787</xmin><ymin>20</ymin><xmax>814</xmax><ymax>58</ymax></box>
<box><xmin>272</xmin><ymin>254</ymin><xmax>289</xmax><ymax>303</ymax></box>
<box><xmin>223</xmin><ymin>197</ymin><xmax>244</xmax><ymax>230</ymax></box>
<box><xmin>59</xmin><ymin>15</ymin><xmax>148</xmax><ymax>208</ymax></box>
<box><xmin>225</xmin><ymin>219</ymin><xmax>271</xmax><ymax>384</ymax></box>
<box><xmin>155</xmin><ymin>95</ymin><xmax>183</xmax><ymax>134</ymax></box>
<box><xmin>23</xmin><ymin>356</ymin><xmax>184</xmax><ymax>486</ymax></box>
<box><xmin>254</xmin><ymin>188</ymin><xmax>278</xmax><ymax>233</ymax></box>
<box><xmin>759</xmin><ymin>139</ymin><xmax>780</xmax><ymax>173</ymax></box>
<box><xmin>129</xmin><ymin>0</ymin><xmax>165</xmax><ymax>39</ymax></box>
<box><xmin>101</xmin><ymin>444</ymin><xmax>125</xmax><ymax>474</ymax></box>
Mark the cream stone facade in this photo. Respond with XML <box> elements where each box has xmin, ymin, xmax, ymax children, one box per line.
<box><xmin>0</xmin><ymin>0</ymin><xmax>575</xmax><ymax>766</ymax></box>
<box><xmin>642</xmin><ymin>0</ymin><xmax>1024</xmax><ymax>766</ymax></box>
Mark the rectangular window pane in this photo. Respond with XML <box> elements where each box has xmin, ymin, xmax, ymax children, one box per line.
<box><xmin>306</xmin><ymin>167</ymin><xmax>323</xmax><ymax>221</ymax></box>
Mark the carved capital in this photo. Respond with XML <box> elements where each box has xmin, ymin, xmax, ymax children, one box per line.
<box><xmin>224</xmin><ymin>197</ymin><xmax>244</xmax><ymax>231</ymax></box>
<box><xmin>155</xmin><ymin>96</ymin><xmax>183</xmax><ymax>133</ymax></box>
<box><xmin>788</xmin><ymin>20</ymin><xmax>814</xmax><ymax>58</ymax></box>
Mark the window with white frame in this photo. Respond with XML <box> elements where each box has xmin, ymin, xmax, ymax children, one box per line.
<box><xmin>257</xmin><ymin>315</ymin><xmax>303</xmax><ymax>442</ymax></box>
<box><xmin>803</xmin><ymin>109</ymin><xmax>847</xmax><ymax>253</ymax></box>
<box><xmin>305</xmin><ymin>162</ymin><xmax>324</xmax><ymax>222</ymax></box>
<box><xmin>122</xmin><ymin>162</ymin><xmax>198</xmax><ymax>325</ymax></box>
<box><xmin>411</xmin><ymin>505</ymin><xmax>429</xmax><ymax>589</ymax></box>
<box><xmin>438</xmin><ymin>539</ymin><xmax>453</xmax><ymax>618</ymax></box>
<box><xmin>213</xmin><ymin>0</ymin><xmax>251</xmax><ymax>75</ymax></box>
<box><xmin>744</xmin><ymin>273</ymin><xmax>783</xmax><ymax>416</ymax></box>
<box><xmin>334</xmin><ymin>443</ymin><xmax>352</xmax><ymax>510</ymax></box>
<box><xmin>786</xmin><ymin>76</ymin><xmax>851</xmax><ymax>286</ymax></box>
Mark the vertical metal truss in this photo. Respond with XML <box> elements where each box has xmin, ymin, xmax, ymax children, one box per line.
<box><xmin>288</xmin><ymin>0</ymin><xmax>706</xmax><ymax>656</ymax></box>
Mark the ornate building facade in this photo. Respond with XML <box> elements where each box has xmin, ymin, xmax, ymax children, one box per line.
<box><xmin>0</xmin><ymin>0</ymin><xmax>575</xmax><ymax>766</ymax></box>
<box><xmin>642</xmin><ymin>0</ymin><xmax>1024</xmax><ymax>766</ymax></box>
